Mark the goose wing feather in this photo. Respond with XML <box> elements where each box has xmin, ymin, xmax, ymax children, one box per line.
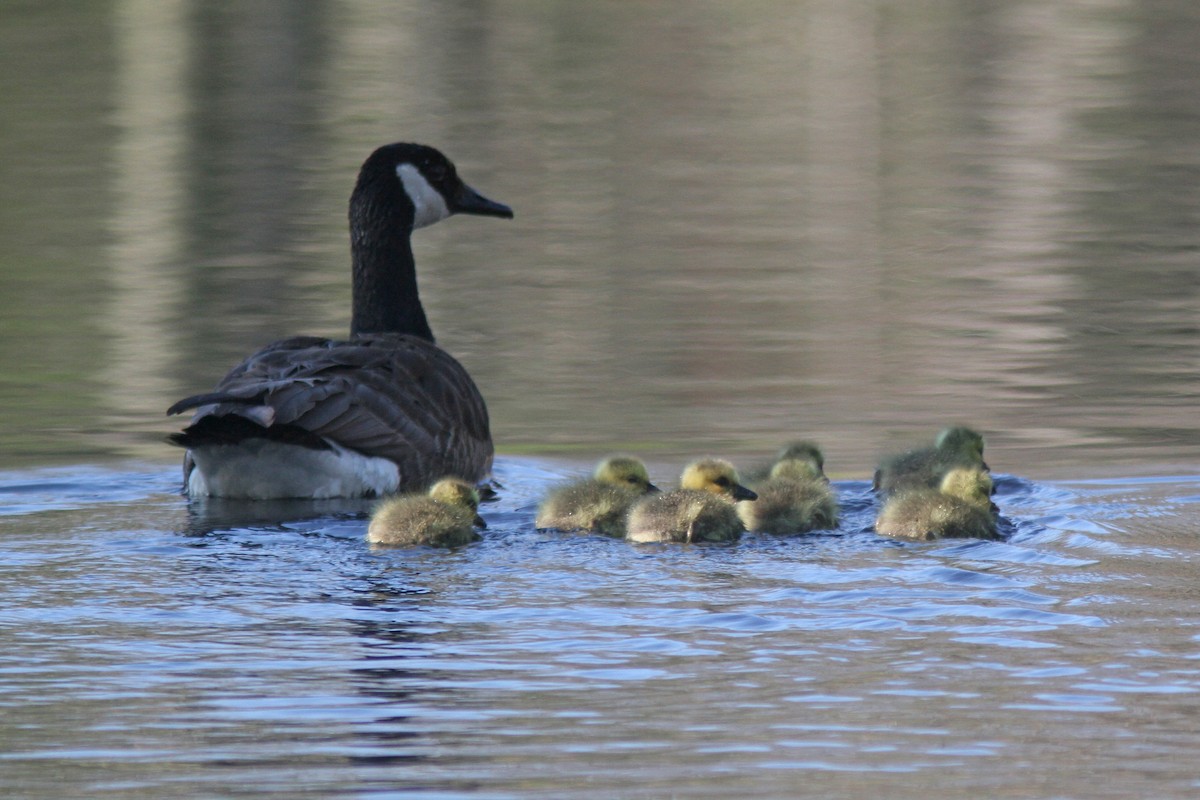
<box><xmin>170</xmin><ymin>333</ymin><xmax>492</xmax><ymax>484</ymax></box>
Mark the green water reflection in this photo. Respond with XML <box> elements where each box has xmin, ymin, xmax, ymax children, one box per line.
<box><xmin>2</xmin><ymin>0</ymin><xmax>1199</xmax><ymax>476</ymax></box>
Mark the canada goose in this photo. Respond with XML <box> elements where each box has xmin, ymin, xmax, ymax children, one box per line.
<box><xmin>367</xmin><ymin>477</ymin><xmax>486</xmax><ymax>547</ymax></box>
<box><xmin>873</xmin><ymin>426</ymin><xmax>988</xmax><ymax>495</ymax></box>
<box><xmin>167</xmin><ymin>143</ymin><xmax>513</xmax><ymax>499</ymax></box>
<box><xmin>739</xmin><ymin>457</ymin><xmax>839</xmax><ymax>534</ymax></box>
<box><xmin>874</xmin><ymin>467</ymin><xmax>999</xmax><ymax>541</ymax></box>
<box><xmin>626</xmin><ymin>458</ymin><xmax>757</xmax><ymax>544</ymax></box>
<box><xmin>536</xmin><ymin>456</ymin><xmax>660</xmax><ymax>536</ymax></box>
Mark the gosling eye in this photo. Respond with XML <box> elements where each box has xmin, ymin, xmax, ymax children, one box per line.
<box><xmin>714</xmin><ymin>476</ymin><xmax>731</xmax><ymax>488</ymax></box>
<box><xmin>626</xmin><ymin>476</ymin><xmax>641</xmax><ymax>485</ymax></box>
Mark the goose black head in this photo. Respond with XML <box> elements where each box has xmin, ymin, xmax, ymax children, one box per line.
<box><xmin>354</xmin><ymin>142</ymin><xmax>513</xmax><ymax>232</ymax></box>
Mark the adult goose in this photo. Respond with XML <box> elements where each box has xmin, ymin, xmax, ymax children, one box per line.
<box><xmin>167</xmin><ymin>142</ymin><xmax>513</xmax><ymax>499</ymax></box>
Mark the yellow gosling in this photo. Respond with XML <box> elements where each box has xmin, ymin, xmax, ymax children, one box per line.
<box><xmin>874</xmin><ymin>467</ymin><xmax>999</xmax><ymax>541</ymax></box>
<box><xmin>626</xmin><ymin>458</ymin><xmax>756</xmax><ymax>544</ymax></box>
<box><xmin>873</xmin><ymin>426</ymin><xmax>988</xmax><ymax>495</ymax></box>
<box><xmin>535</xmin><ymin>456</ymin><xmax>659</xmax><ymax>537</ymax></box>
<box><xmin>367</xmin><ymin>478</ymin><xmax>485</xmax><ymax>547</ymax></box>
<box><xmin>739</xmin><ymin>457</ymin><xmax>839</xmax><ymax>534</ymax></box>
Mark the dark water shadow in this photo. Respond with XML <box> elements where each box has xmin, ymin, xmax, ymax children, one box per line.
<box><xmin>178</xmin><ymin>495</ymin><xmax>378</xmax><ymax>536</ymax></box>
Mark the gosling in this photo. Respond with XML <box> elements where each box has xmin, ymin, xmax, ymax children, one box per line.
<box><xmin>626</xmin><ymin>458</ymin><xmax>757</xmax><ymax>544</ymax></box>
<box><xmin>873</xmin><ymin>426</ymin><xmax>988</xmax><ymax>495</ymax></box>
<box><xmin>367</xmin><ymin>478</ymin><xmax>486</xmax><ymax>547</ymax></box>
<box><xmin>874</xmin><ymin>467</ymin><xmax>999</xmax><ymax>541</ymax></box>
<box><xmin>536</xmin><ymin>455</ymin><xmax>660</xmax><ymax>536</ymax></box>
<box><xmin>743</xmin><ymin>439</ymin><xmax>827</xmax><ymax>483</ymax></box>
<box><xmin>739</xmin><ymin>457</ymin><xmax>839</xmax><ymax>535</ymax></box>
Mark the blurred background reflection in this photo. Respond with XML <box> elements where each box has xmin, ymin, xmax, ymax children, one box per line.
<box><xmin>2</xmin><ymin>0</ymin><xmax>1199</xmax><ymax>477</ymax></box>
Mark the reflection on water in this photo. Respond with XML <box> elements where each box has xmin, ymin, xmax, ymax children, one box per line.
<box><xmin>2</xmin><ymin>6</ymin><xmax>1200</xmax><ymax>791</ymax></box>
<box><xmin>4</xmin><ymin>3</ymin><xmax>1200</xmax><ymax>793</ymax></box>
<box><xmin>3</xmin><ymin>458</ymin><xmax>1200</xmax><ymax>798</ymax></box>
<box><xmin>1</xmin><ymin>2</ymin><xmax>1199</xmax><ymax>475</ymax></box>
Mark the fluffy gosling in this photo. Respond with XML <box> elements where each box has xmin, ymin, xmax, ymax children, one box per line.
<box><xmin>739</xmin><ymin>457</ymin><xmax>839</xmax><ymax>534</ymax></box>
<box><xmin>873</xmin><ymin>426</ymin><xmax>988</xmax><ymax>495</ymax></box>
<box><xmin>743</xmin><ymin>439</ymin><xmax>827</xmax><ymax>483</ymax></box>
<box><xmin>626</xmin><ymin>458</ymin><xmax>757</xmax><ymax>544</ymax></box>
<box><xmin>874</xmin><ymin>467</ymin><xmax>999</xmax><ymax>541</ymax></box>
<box><xmin>535</xmin><ymin>455</ymin><xmax>659</xmax><ymax>536</ymax></box>
<box><xmin>367</xmin><ymin>478</ymin><xmax>486</xmax><ymax>547</ymax></box>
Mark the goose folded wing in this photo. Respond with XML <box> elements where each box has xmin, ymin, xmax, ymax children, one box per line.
<box><xmin>169</xmin><ymin>335</ymin><xmax>490</xmax><ymax>476</ymax></box>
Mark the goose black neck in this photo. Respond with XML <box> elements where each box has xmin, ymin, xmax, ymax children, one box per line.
<box><xmin>348</xmin><ymin>173</ymin><xmax>435</xmax><ymax>342</ymax></box>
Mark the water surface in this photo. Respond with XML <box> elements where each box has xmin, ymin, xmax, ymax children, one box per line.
<box><xmin>3</xmin><ymin>1</ymin><xmax>1200</xmax><ymax>797</ymax></box>
<box><xmin>4</xmin><ymin>460</ymin><xmax>1200</xmax><ymax>797</ymax></box>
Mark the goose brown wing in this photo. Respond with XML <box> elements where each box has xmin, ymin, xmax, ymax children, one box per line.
<box><xmin>169</xmin><ymin>333</ymin><xmax>492</xmax><ymax>485</ymax></box>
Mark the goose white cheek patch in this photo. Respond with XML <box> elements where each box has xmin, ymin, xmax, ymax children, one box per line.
<box><xmin>397</xmin><ymin>163</ymin><xmax>451</xmax><ymax>228</ymax></box>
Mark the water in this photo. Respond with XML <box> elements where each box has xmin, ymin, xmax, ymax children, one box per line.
<box><xmin>5</xmin><ymin>0</ymin><xmax>1200</xmax><ymax>474</ymax></box>
<box><xmin>3</xmin><ymin>460</ymin><xmax>1200</xmax><ymax>798</ymax></box>
<box><xmin>4</xmin><ymin>0</ymin><xmax>1200</xmax><ymax>796</ymax></box>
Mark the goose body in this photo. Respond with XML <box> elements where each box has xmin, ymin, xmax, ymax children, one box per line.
<box><xmin>536</xmin><ymin>456</ymin><xmax>660</xmax><ymax>536</ymax></box>
<box><xmin>626</xmin><ymin>458</ymin><xmax>756</xmax><ymax>544</ymax></box>
<box><xmin>367</xmin><ymin>478</ymin><xmax>486</xmax><ymax>547</ymax></box>
<box><xmin>167</xmin><ymin>143</ymin><xmax>512</xmax><ymax>499</ymax></box>
<box><xmin>739</xmin><ymin>456</ymin><xmax>839</xmax><ymax>535</ymax></box>
<box><xmin>873</xmin><ymin>426</ymin><xmax>987</xmax><ymax>496</ymax></box>
<box><xmin>874</xmin><ymin>467</ymin><xmax>999</xmax><ymax>541</ymax></box>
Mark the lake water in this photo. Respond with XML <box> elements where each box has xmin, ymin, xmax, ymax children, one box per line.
<box><xmin>3</xmin><ymin>1</ymin><xmax>1200</xmax><ymax>797</ymax></box>
<box><xmin>4</xmin><ymin>461</ymin><xmax>1200</xmax><ymax>798</ymax></box>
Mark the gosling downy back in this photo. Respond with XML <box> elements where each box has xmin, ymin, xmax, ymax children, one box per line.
<box><xmin>873</xmin><ymin>426</ymin><xmax>988</xmax><ymax>495</ymax></box>
<box><xmin>626</xmin><ymin>458</ymin><xmax>756</xmax><ymax>544</ymax></box>
<box><xmin>536</xmin><ymin>456</ymin><xmax>659</xmax><ymax>536</ymax></box>
<box><xmin>743</xmin><ymin>439</ymin><xmax>827</xmax><ymax>483</ymax></box>
<box><xmin>739</xmin><ymin>457</ymin><xmax>839</xmax><ymax>535</ymax></box>
<box><xmin>367</xmin><ymin>477</ymin><xmax>486</xmax><ymax>547</ymax></box>
<box><xmin>874</xmin><ymin>467</ymin><xmax>999</xmax><ymax>541</ymax></box>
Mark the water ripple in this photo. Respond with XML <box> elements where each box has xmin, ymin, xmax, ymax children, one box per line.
<box><xmin>3</xmin><ymin>460</ymin><xmax>1200</xmax><ymax>799</ymax></box>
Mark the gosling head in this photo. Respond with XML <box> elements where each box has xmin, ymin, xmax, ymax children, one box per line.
<box><xmin>938</xmin><ymin>468</ymin><xmax>994</xmax><ymax>509</ymax></box>
<box><xmin>768</xmin><ymin>457</ymin><xmax>825</xmax><ymax>483</ymax></box>
<box><xmin>935</xmin><ymin>426</ymin><xmax>986</xmax><ymax>463</ymax></box>
<box><xmin>428</xmin><ymin>477</ymin><xmax>487</xmax><ymax>528</ymax></box>
<box><xmin>594</xmin><ymin>456</ymin><xmax>659</xmax><ymax>493</ymax></box>
<box><xmin>776</xmin><ymin>440</ymin><xmax>825</xmax><ymax>473</ymax></box>
<box><xmin>679</xmin><ymin>458</ymin><xmax>757</xmax><ymax>502</ymax></box>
